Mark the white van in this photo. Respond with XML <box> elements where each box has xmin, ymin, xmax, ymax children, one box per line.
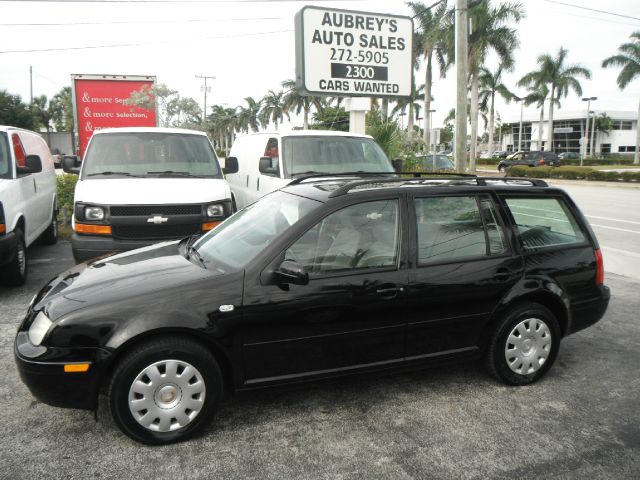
<box><xmin>63</xmin><ymin>127</ymin><xmax>238</xmax><ymax>263</ymax></box>
<box><xmin>225</xmin><ymin>130</ymin><xmax>395</xmax><ymax>209</ymax></box>
<box><xmin>0</xmin><ymin>126</ymin><xmax>57</xmax><ymax>286</ymax></box>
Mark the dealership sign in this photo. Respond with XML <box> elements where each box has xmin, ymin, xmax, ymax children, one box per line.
<box><xmin>71</xmin><ymin>74</ymin><xmax>157</xmax><ymax>156</ymax></box>
<box><xmin>295</xmin><ymin>7</ymin><xmax>413</xmax><ymax>98</ymax></box>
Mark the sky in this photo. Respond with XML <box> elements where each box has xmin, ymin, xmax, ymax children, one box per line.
<box><xmin>0</xmin><ymin>0</ymin><xmax>639</xmax><ymax>130</ymax></box>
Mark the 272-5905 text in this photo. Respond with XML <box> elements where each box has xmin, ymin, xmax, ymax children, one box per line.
<box><xmin>330</xmin><ymin>48</ymin><xmax>389</xmax><ymax>64</ymax></box>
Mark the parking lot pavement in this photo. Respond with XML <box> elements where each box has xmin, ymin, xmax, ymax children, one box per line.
<box><xmin>1</xmin><ymin>242</ymin><xmax>639</xmax><ymax>479</ymax></box>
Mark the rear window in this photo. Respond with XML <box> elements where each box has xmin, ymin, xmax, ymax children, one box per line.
<box><xmin>503</xmin><ymin>197</ymin><xmax>586</xmax><ymax>250</ymax></box>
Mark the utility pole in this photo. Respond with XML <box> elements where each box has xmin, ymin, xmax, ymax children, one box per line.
<box><xmin>518</xmin><ymin>98</ymin><xmax>524</xmax><ymax>152</ymax></box>
<box><xmin>590</xmin><ymin>110</ymin><xmax>597</xmax><ymax>159</ymax></box>
<box><xmin>196</xmin><ymin>75</ymin><xmax>215</xmax><ymax>124</ymax></box>
<box><xmin>581</xmin><ymin>96</ymin><xmax>596</xmax><ymax>165</ymax></box>
<box><xmin>454</xmin><ymin>0</ymin><xmax>468</xmax><ymax>173</ymax></box>
<box><xmin>29</xmin><ymin>66</ymin><xmax>33</xmax><ymax>103</ymax></box>
<box><xmin>429</xmin><ymin>109</ymin><xmax>436</xmax><ymax>163</ymax></box>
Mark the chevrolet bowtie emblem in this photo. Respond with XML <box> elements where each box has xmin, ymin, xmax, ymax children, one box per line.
<box><xmin>147</xmin><ymin>215</ymin><xmax>169</xmax><ymax>225</ymax></box>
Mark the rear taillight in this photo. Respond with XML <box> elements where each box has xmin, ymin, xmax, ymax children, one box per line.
<box><xmin>594</xmin><ymin>248</ymin><xmax>604</xmax><ymax>286</ymax></box>
<box><xmin>538</xmin><ymin>159</ymin><xmax>545</xmax><ymax>166</ymax></box>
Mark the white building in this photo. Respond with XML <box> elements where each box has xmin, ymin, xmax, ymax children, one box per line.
<box><xmin>501</xmin><ymin>110</ymin><xmax>637</xmax><ymax>155</ymax></box>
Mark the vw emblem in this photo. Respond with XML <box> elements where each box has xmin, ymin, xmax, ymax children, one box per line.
<box><xmin>147</xmin><ymin>215</ymin><xmax>169</xmax><ymax>225</ymax></box>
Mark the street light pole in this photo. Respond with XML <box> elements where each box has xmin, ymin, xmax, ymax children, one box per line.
<box><xmin>590</xmin><ymin>110</ymin><xmax>597</xmax><ymax>159</ymax></box>
<box><xmin>429</xmin><ymin>109</ymin><xmax>436</xmax><ymax>164</ymax></box>
<box><xmin>196</xmin><ymin>75</ymin><xmax>215</xmax><ymax>124</ymax></box>
<box><xmin>581</xmin><ymin>96</ymin><xmax>597</xmax><ymax>165</ymax></box>
<box><xmin>454</xmin><ymin>0</ymin><xmax>468</xmax><ymax>173</ymax></box>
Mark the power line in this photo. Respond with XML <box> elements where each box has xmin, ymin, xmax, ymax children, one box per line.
<box><xmin>2</xmin><ymin>17</ymin><xmax>284</xmax><ymax>26</ymax></box>
<box><xmin>0</xmin><ymin>0</ymin><xmax>364</xmax><ymax>3</ymax></box>
<box><xmin>542</xmin><ymin>0</ymin><xmax>640</xmax><ymax>22</ymax></box>
<box><xmin>0</xmin><ymin>29</ymin><xmax>293</xmax><ymax>54</ymax></box>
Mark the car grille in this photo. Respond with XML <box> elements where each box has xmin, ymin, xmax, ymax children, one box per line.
<box><xmin>110</xmin><ymin>204</ymin><xmax>202</xmax><ymax>216</ymax></box>
<box><xmin>113</xmin><ymin>224</ymin><xmax>200</xmax><ymax>240</ymax></box>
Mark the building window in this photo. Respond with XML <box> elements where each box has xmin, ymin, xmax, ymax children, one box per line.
<box><xmin>618</xmin><ymin>146</ymin><xmax>637</xmax><ymax>153</ymax></box>
<box><xmin>601</xmin><ymin>144</ymin><xmax>611</xmax><ymax>154</ymax></box>
<box><xmin>613</xmin><ymin>121</ymin><xmax>633</xmax><ymax>130</ymax></box>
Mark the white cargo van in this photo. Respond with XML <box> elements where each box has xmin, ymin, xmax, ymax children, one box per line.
<box><xmin>63</xmin><ymin>127</ymin><xmax>238</xmax><ymax>263</ymax></box>
<box><xmin>0</xmin><ymin>126</ymin><xmax>58</xmax><ymax>286</ymax></box>
<box><xmin>225</xmin><ymin>131</ymin><xmax>395</xmax><ymax>209</ymax></box>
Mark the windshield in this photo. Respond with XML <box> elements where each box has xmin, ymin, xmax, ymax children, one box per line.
<box><xmin>282</xmin><ymin>136</ymin><xmax>394</xmax><ymax>177</ymax></box>
<box><xmin>81</xmin><ymin>132</ymin><xmax>222</xmax><ymax>179</ymax></box>
<box><xmin>0</xmin><ymin>133</ymin><xmax>11</xmax><ymax>179</ymax></box>
<box><xmin>194</xmin><ymin>191</ymin><xmax>321</xmax><ymax>271</ymax></box>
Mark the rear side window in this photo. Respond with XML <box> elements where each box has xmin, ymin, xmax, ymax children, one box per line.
<box><xmin>11</xmin><ymin>133</ymin><xmax>26</xmax><ymax>168</ymax></box>
<box><xmin>504</xmin><ymin>197</ymin><xmax>585</xmax><ymax>250</ymax></box>
<box><xmin>415</xmin><ymin>195</ymin><xmax>507</xmax><ymax>263</ymax></box>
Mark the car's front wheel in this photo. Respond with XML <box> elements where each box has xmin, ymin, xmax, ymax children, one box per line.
<box><xmin>2</xmin><ymin>228</ymin><xmax>27</xmax><ymax>286</ymax></box>
<box><xmin>486</xmin><ymin>302</ymin><xmax>561</xmax><ymax>385</ymax></box>
<box><xmin>108</xmin><ymin>336</ymin><xmax>223</xmax><ymax>444</ymax></box>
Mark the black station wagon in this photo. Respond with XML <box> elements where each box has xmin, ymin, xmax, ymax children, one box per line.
<box><xmin>15</xmin><ymin>174</ymin><xmax>610</xmax><ymax>444</ymax></box>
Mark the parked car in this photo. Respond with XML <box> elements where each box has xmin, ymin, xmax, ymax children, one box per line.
<box><xmin>498</xmin><ymin>151</ymin><xmax>561</xmax><ymax>172</ymax></box>
<box><xmin>62</xmin><ymin>127</ymin><xmax>238</xmax><ymax>263</ymax></box>
<box><xmin>492</xmin><ymin>151</ymin><xmax>508</xmax><ymax>159</ymax></box>
<box><xmin>15</xmin><ymin>173</ymin><xmax>610</xmax><ymax>444</ymax></box>
<box><xmin>416</xmin><ymin>153</ymin><xmax>454</xmax><ymax>171</ymax></box>
<box><xmin>0</xmin><ymin>126</ymin><xmax>58</xmax><ymax>286</ymax></box>
<box><xmin>225</xmin><ymin>131</ymin><xmax>396</xmax><ymax>209</ymax></box>
<box><xmin>558</xmin><ymin>152</ymin><xmax>580</xmax><ymax>161</ymax></box>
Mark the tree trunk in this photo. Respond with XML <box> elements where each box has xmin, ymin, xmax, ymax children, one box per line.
<box><xmin>303</xmin><ymin>108</ymin><xmax>309</xmax><ymax>130</ymax></box>
<box><xmin>424</xmin><ymin>52</ymin><xmax>433</xmax><ymax>150</ymax></box>
<box><xmin>469</xmin><ymin>72</ymin><xmax>479</xmax><ymax>172</ymax></box>
<box><xmin>488</xmin><ymin>93</ymin><xmax>495</xmax><ymax>156</ymax></box>
<box><xmin>635</xmin><ymin>97</ymin><xmax>640</xmax><ymax>164</ymax></box>
<box><xmin>538</xmin><ymin>102</ymin><xmax>544</xmax><ymax>150</ymax></box>
<box><xmin>547</xmin><ymin>86</ymin><xmax>555</xmax><ymax>152</ymax></box>
<box><xmin>407</xmin><ymin>102</ymin><xmax>414</xmax><ymax>132</ymax></box>
<box><xmin>381</xmin><ymin>99</ymin><xmax>389</xmax><ymax>119</ymax></box>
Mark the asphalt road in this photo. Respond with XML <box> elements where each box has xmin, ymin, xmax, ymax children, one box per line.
<box><xmin>1</xmin><ymin>195</ymin><xmax>640</xmax><ymax>479</ymax></box>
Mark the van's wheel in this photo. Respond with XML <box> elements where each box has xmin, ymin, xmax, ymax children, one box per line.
<box><xmin>486</xmin><ymin>302</ymin><xmax>561</xmax><ymax>385</ymax></box>
<box><xmin>108</xmin><ymin>337</ymin><xmax>222</xmax><ymax>445</ymax></box>
<box><xmin>231</xmin><ymin>195</ymin><xmax>238</xmax><ymax>213</ymax></box>
<box><xmin>3</xmin><ymin>228</ymin><xmax>27</xmax><ymax>286</ymax></box>
<box><xmin>41</xmin><ymin>205</ymin><xmax>58</xmax><ymax>245</ymax></box>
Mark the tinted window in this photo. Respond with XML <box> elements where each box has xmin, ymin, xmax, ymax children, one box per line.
<box><xmin>416</xmin><ymin>196</ymin><xmax>494</xmax><ymax>263</ymax></box>
<box><xmin>282</xmin><ymin>136</ymin><xmax>393</xmax><ymax>177</ymax></box>
<box><xmin>504</xmin><ymin>197</ymin><xmax>585</xmax><ymax>250</ymax></box>
<box><xmin>82</xmin><ymin>132</ymin><xmax>221</xmax><ymax>179</ymax></box>
<box><xmin>286</xmin><ymin>200</ymin><xmax>399</xmax><ymax>274</ymax></box>
<box><xmin>0</xmin><ymin>133</ymin><xmax>10</xmax><ymax>178</ymax></box>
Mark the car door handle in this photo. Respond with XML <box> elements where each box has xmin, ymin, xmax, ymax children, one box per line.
<box><xmin>376</xmin><ymin>287</ymin><xmax>404</xmax><ymax>297</ymax></box>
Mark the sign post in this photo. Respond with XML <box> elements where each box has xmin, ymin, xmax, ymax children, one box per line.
<box><xmin>295</xmin><ymin>7</ymin><xmax>413</xmax><ymax>134</ymax></box>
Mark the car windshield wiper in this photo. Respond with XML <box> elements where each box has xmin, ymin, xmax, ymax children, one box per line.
<box><xmin>183</xmin><ymin>235</ymin><xmax>207</xmax><ymax>269</ymax></box>
<box><xmin>290</xmin><ymin>170</ymin><xmax>329</xmax><ymax>176</ymax></box>
<box><xmin>146</xmin><ymin>170</ymin><xmax>204</xmax><ymax>177</ymax></box>
<box><xmin>87</xmin><ymin>171</ymin><xmax>138</xmax><ymax>177</ymax></box>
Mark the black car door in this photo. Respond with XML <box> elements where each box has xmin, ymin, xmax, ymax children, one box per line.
<box><xmin>240</xmin><ymin>195</ymin><xmax>409</xmax><ymax>386</ymax></box>
<box><xmin>405</xmin><ymin>192</ymin><xmax>523</xmax><ymax>360</ymax></box>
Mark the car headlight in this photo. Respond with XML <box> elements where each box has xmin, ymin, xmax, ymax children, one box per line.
<box><xmin>28</xmin><ymin>311</ymin><xmax>53</xmax><ymax>346</ymax></box>
<box><xmin>85</xmin><ymin>206</ymin><xmax>105</xmax><ymax>221</ymax></box>
<box><xmin>206</xmin><ymin>204</ymin><xmax>224</xmax><ymax>218</ymax></box>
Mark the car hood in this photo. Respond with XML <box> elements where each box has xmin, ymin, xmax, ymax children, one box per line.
<box><xmin>33</xmin><ymin>241</ymin><xmax>223</xmax><ymax>320</ymax></box>
<box><xmin>74</xmin><ymin>177</ymin><xmax>231</xmax><ymax>205</ymax></box>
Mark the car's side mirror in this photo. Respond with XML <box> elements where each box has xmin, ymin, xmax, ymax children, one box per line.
<box><xmin>62</xmin><ymin>155</ymin><xmax>81</xmax><ymax>175</ymax></box>
<box><xmin>274</xmin><ymin>260</ymin><xmax>309</xmax><ymax>286</ymax></box>
<box><xmin>259</xmin><ymin>156</ymin><xmax>278</xmax><ymax>175</ymax></box>
<box><xmin>17</xmin><ymin>155</ymin><xmax>42</xmax><ymax>175</ymax></box>
<box><xmin>223</xmin><ymin>156</ymin><xmax>239</xmax><ymax>174</ymax></box>
<box><xmin>392</xmin><ymin>158</ymin><xmax>403</xmax><ymax>172</ymax></box>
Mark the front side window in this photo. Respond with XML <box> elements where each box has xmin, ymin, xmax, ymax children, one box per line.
<box><xmin>0</xmin><ymin>133</ymin><xmax>10</xmax><ymax>178</ymax></box>
<box><xmin>285</xmin><ymin>199</ymin><xmax>400</xmax><ymax>274</ymax></box>
<box><xmin>503</xmin><ymin>197</ymin><xmax>585</xmax><ymax>250</ymax></box>
<box><xmin>415</xmin><ymin>195</ymin><xmax>506</xmax><ymax>263</ymax></box>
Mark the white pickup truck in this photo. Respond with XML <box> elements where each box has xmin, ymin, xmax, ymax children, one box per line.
<box><xmin>0</xmin><ymin>126</ymin><xmax>58</xmax><ymax>286</ymax></box>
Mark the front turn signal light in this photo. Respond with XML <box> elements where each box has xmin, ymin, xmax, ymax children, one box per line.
<box><xmin>64</xmin><ymin>363</ymin><xmax>90</xmax><ymax>373</ymax></box>
<box><xmin>202</xmin><ymin>221</ymin><xmax>221</xmax><ymax>232</ymax></box>
<box><xmin>75</xmin><ymin>223</ymin><xmax>112</xmax><ymax>235</ymax></box>
<box><xmin>0</xmin><ymin>223</ymin><xmax>5</xmax><ymax>234</ymax></box>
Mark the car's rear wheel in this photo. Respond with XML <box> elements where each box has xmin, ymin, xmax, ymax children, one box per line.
<box><xmin>486</xmin><ymin>302</ymin><xmax>561</xmax><ymax>385</ymax></box>
<box><xmin>108</xmin><ymin>336</ymin><xmax>222</xmax><ymax>444</ymax></box>
<box><xmin>2</xmin><ymin>228</ymin><xmax>27</xmax><ymax>286</ymax></box>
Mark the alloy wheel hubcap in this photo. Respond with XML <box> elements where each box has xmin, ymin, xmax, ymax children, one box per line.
<box><xmin>505</xmin><ymin>318</ymin><xmax>552</xmax><ymax>375</ymax></box>
<box><xmin>128</xmin><ymin>359</ymin><xmax>206</xmax><ymax>432</ymax></box>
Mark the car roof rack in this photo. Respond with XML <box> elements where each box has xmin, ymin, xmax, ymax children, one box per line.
<box><xmin>326</xmin><ymin>176</ymin><xmax>548</xmax><ymax>198</ymax></box>
<box><xmin>286</xmin><ymin>171</ymin><xmax>476</xmax><ymax>186</ymax></box>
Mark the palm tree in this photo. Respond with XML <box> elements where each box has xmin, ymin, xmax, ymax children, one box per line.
<box><xmin>260</xmin><ymin>90</ymin><xmax>288</xmax><ymax>130</ymax></box>
<box><xmin>463</xmin><ymin>0</ymin><xmax>524</xmax><ymax>171</ymax></box>
<box><xmin>281</xmin><ymin>79</ymin><xmax>324</xmax><ymax>130</ymax></box>
<box><xmin>391</xmin><ymin>82</ymin><xmax>425</xmax><ymax>132</ymax></box>
<box><xmin>602</xmin><ymin>31</ymin><xmax>640</xmax><ymax>164</ymax></box>
<box><xmin>408</xmin><ymin>1</ymin><xmax>448</xmax><ymax>151</ymax></box>
<box><xmin>478</xmin><ymin>64</ymin><xmax>513</xmax><ymax>156</ymax></box>
<box><xmin>520</xmin><ymin>47</ymin><xmax>591</xmax><ymax>154</ymax></box>
<box><xmin>236</xmin><ymin>97</ymin><xmax>261</xmax><ymax>133</ymax></box>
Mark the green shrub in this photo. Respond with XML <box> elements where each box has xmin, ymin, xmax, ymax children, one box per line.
<box><xmin>505</xmin><ymin>166</ymin><xmax>527</xmax><ymax>177</ymax></box>
<box><xmin>586</xmin><ymin>170</ymin><xmax>606</xmax><ymax>181</ymax></box>
<box><xmin>476</xmin><ymin>158</ymin><xmax>500</xmax><ymax>165</ymax></box>
<box><xmin>56</xmin><ymin>174</ymin><xmax>77</xmax><ymax>224</ymax></box>
<box><xmin>561</xmin><ymin>157</ymin><xmax>635</xmax><ymax>166</ymax></box>
<box><xmin>621</xmin><ymin>171</ymin><xmax>640</xmax><ymax>182</ymax></box>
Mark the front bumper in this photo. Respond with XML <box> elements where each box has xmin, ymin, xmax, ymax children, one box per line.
<box><xmin>0</xmin><ymin>231</ymin><xmax>17</xmax><ymax>267</ymax></box>
<box><xmin>71</xmin><ymin>232</ymin><xmax>163</xmax><ymax>263</ymax></box>
<box><xmin>14</xmin><ymin>331</ymin><xmax>108</xmax><ymax>410</ymax></box>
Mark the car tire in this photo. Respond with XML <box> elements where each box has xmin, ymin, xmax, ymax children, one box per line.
<box><xmin>498</xmin><ymin>165</ymin><xmax>505</xmax><ymax>174</ymax></box>
<box><xmin>108</xmin><ymin>336</ymin><xmax>223</xmax><ymax>445</ymax></box>
<box><xmin>485</xmin><ymin>302</ymin><xmax>561</xmax><ymax>386</ymax></box>
<box><xmin>41</xmin><ymin>205</ymin><xmax>58</xmax><ymax>245</ymax></box>
<box><xmin>2</xmin><ymin>228</ymin><xmax>27</xmax><ymax>286</ymax></box>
